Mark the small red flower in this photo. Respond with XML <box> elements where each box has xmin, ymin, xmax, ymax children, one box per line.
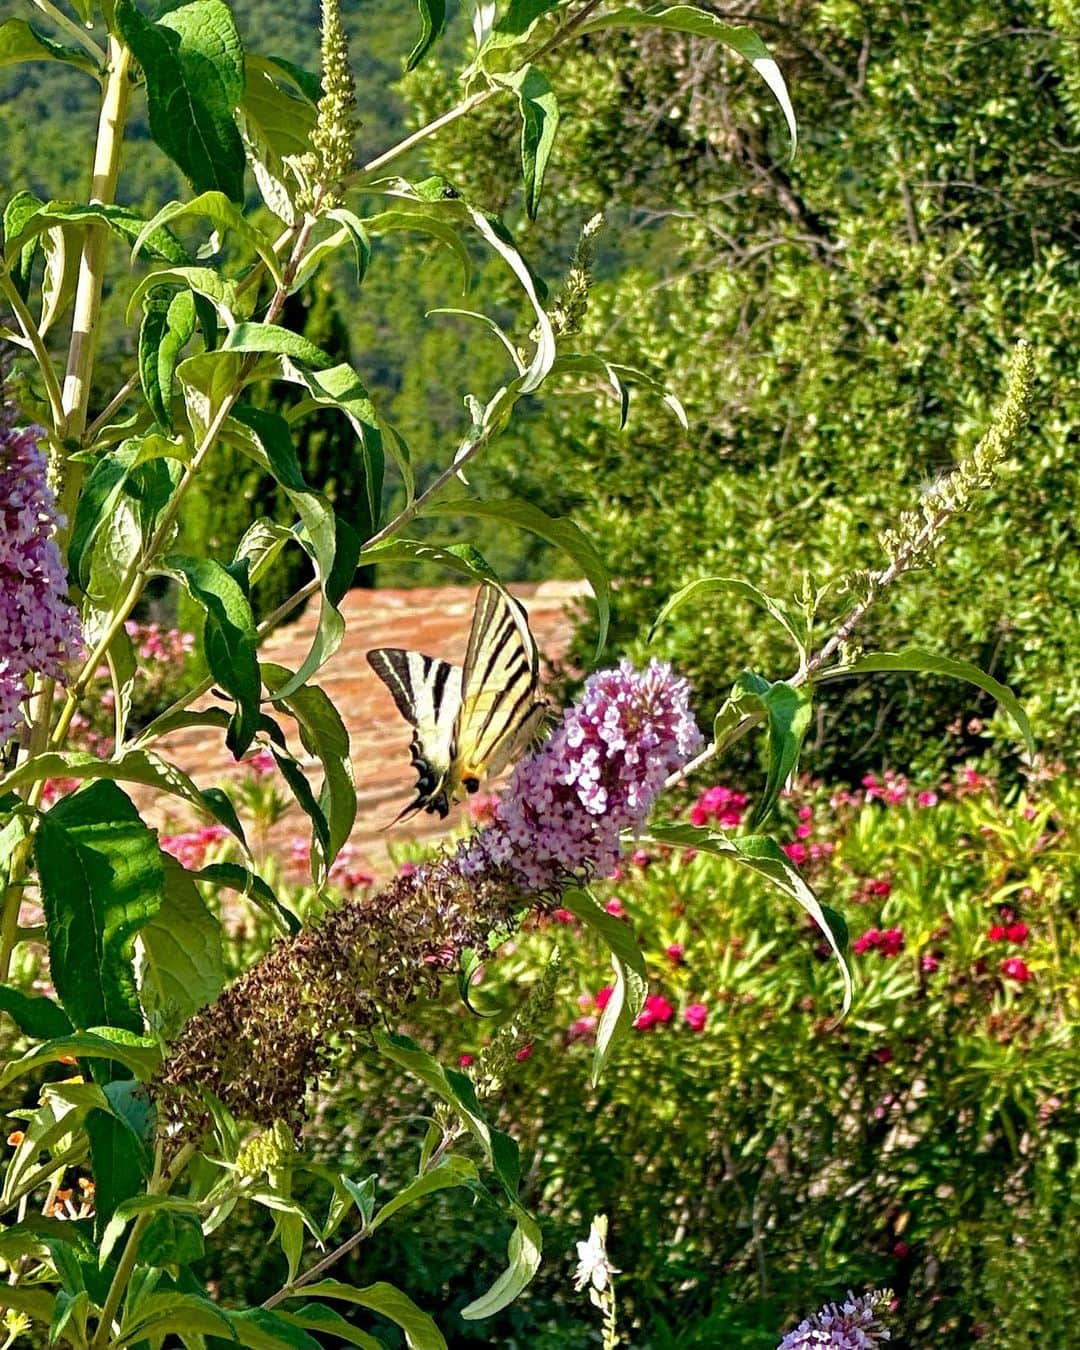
<box><xmin>594</xmin><ymin>986</ymin><xmax>614</xmax><ymax>1011</ymax></box>
<box><xmin>665</xmin><ymin>943</ymin><xmax>685</xmax><ymax>964</ymax></box>
<box><xmin>872</xmin><ymin>1046</ymin><xmax>894</xmax><ymax>1064</ymax></box>
<box><xmin>853</xmin><ymin>928</ymin><xmax>882</xmax><ymax>955</ymax></box>
<box><xmin>1001</xmin><ymin>957</ymin><xmax>1033</xmax><ymax>984</ymax></box>
<box><xmin>553</xmin><ymin>908</ymin><xmax>577</xmax><ymax>925</ymax></box>
<box><xmin>784</xmin><ymin>842</ymin><xmax>809</xmax><ymax>866</ymax></box>
<box><xmin>458</xmin><ymin>1055</ymin><xmax>474</xmax><ymax>1067</ymax></box>
<box><xmin>988</xmin><ymin>924</ymin><xmax>1009</xmax><ymax>942</ymax></box>
<box><xmin>604</xmin><ymin>898</ymin><xmax>626</xmax><ymax>918</ymax></box>
<box><xmin>515</xmin><ymin>1043</ymin><xmax>533</xmax><ymax>1061</ymax></box>
<box><xmin>684</xmin><ymin>1003</ymin><xmax>708</xmax><ymax>1033</ymax></box>
<box><xmin>1006</xmin><ymin>922</ymin><xmax>1029</xmax><ymax>944</ymax></box>
<box><xmin>879</xmin><ymin>928</ymin><xmax>905</xmax><ymax>958</ymax></box>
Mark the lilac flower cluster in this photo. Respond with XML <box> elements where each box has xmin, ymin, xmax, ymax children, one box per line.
<box><xmin>460</xmin><ymin>659</ymin><xmax>703</xmax><ymax>892</ymax></box>
<box><xmin>0</xmin><ymin>421</ymin><xmax>83</xmax><ymax>746</ymax></box>
<box><xmin>778</xmin><ymin>1290</ymin><xmax>893</xmax><ymax>1349</ymax></box>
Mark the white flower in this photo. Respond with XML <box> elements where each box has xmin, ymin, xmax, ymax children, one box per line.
<box><xmin>573</xmin><ymin>1214</ymin><xmax>619</xmax><ymax>1294</ymax></box>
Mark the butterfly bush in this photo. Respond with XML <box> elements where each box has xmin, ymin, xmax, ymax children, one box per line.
<box><xmin>162</xmin><ymin>662</ymin><xmax>702</xmax><ymax>1127</ymax></box>
<box><xmin>460</xmin><ymin>659</ymin><xmax>702</xmax><ymax>890</ymax></box>
<box><xmin>777</xmin><ymin>1290</ymin><xmax>893</xmax><ymax>1349</ymax></box>
<box><xmin>0</xmin><ymin>419</ymin><xmax>83</xmax><ymax>746</ymax></box>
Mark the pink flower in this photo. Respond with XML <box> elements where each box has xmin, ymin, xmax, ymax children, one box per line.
<box><xmin>466</xmin><ymin>791</ymin><xmax>499</xmax><ymax>824</ymax></box>
<box><xmin>604</xmin><ymin>898</ymin><xmax>626</xmax><ymax>918</ymax></box>
<box><xmin>665</xmin><ymin>943</ymin><xmax>685</xmax><ymax>964</ymax></box>
<box><xmin>796</xmin><ymin>823</ymin><xmax>812</xmax><ymax>839</ymax></box>
<box><xmin>397</xmin><ymin>861</ymin><xmax>417</xmax><ymax>877</ymax></box>
<box><xmin>594</xmin><ymin>986</ymin><xmax>614</xmax><ymax>1011</ymax></box>
<box><xmin>684</xmin><ymin>1002</ymin><xmax>708</xmax><ymax>1033</ymax></box>
<box><xmin>797</xmin><ymin>805</ymin><xmax>813</xmax><ymax>821</ymax></box>
<box><xmin>515</xmin><ymin>1043</ymin><xmax>533</xmax><ymax>1061</ymax></box>
<box><xmin>553</xmin><ymin>908</ymin><xmax>577</xmax><ymax>925</ymax></box>
<box><xmin>246</xmin><ymin>748</ymin><xmax>275</xmax><ymax>777</ymax></box>
<box><xmin>1001</xmin><ymin>957</ymin><xmax>1033</xmax><ymax>984</ymax></box>
<box><xmin>458</xmin><ymin>1054</ymin><xmax>474</xmax><ymax>1067</ymax></box>
<box><xmin>917</xmin><ymin>790</ymin><xmax>939</xmax><ymax>808</ymax></box>
<box><xmin>920</xmin><ymin>953</ymin><xmax>941</xmax><ymax>974</ymax></box>
<box><xmin>853</xmin><ymin>928</ymin><xmax>882</xmax><ymax>955</ymax></box>
<box><xmin>634</xmin><ymin>994</ymin><xmax>674</xmax><ymax>1031</ymax></box>
<box><xmin>988</xmin><ymin>924</ymin><xmax>1009</xmax><ymax>942</ymax></box>
<box><xmin>567</xmin><ymin>1016</ymin><xmax>597</xmax><ymax>1043</ymax></box>
<box><xmin>784</xmin><ymin>842</ymin><xmax>809</xmax><ymax>866</ymax></box>
<box><xmin>879</xmin><ymin>928</ymin><xmax>905</xmax><ymax>957</ymax></box>
<box><xmin>159</xmin><ymin>825</ymin><xmax>230</xmax><ymax>870</ymax></box>
<box><xmin>1006</xmin><ymin>922</ymin><xmax>1029</xmax><ymax>944</ymax></box>
<box><xmin>868</xmin><ymin>879</ymin><xmax>891</xmax><ymax>898</ymax></box>
<box><xmin>631</xmin><ymin>849</ymin><xmax>651</xmax><ymax>867</ymax></box>
<box><xmin>689</xmin><ymin>784</ymin><xmax>747</xmax><ymax>829</ymax></box>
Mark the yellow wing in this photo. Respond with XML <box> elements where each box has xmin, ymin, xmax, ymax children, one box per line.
<box><xmin>451</xmin><ymin>584</ymin><xmax>545</xmax><ymax>793</ymax></box>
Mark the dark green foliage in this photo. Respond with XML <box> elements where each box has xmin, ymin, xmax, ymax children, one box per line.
<box><xmin>404</xmin><ymin>0</ymin><xmax>1080</xmax><ymax>781</ymax></box>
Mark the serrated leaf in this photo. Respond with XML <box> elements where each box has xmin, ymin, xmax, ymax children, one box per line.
<box><xmin>498</xmin><ymin>65</ymin><xmax>559</xmax><ymax>219</ymax></box>
<box><xmin>34</xmin><ymin>781</ymin><xmax>164</xmax><ymax>1033</ymax></box>
<box><xmin>425</xmin><ymin>497</ymin><xmax>610</xmax><ymax>655</ymax></box>
<box><xmin>137</xmin><ymin>855</ymin><xmax>225</xmax><ymax>1038</ymax></box>
<box><xmin>559</xmin><ymin>888</ymin><xmax>646</xmax><ymax>1084</ymax></box>
<box><xmin>460</xmin><ymin>1202</ymin><xmax>541</xmax><ymax>1320</ymax></box>
<box><xmin>818</xmin><ymin>648</ymin><xmax>1034</xmax><ymax>753</ymax></box>
<box><xmin>580</xmin><ymin>6</ymin><xmax>797</xmax><ymax>154</ymax></box>
<box><xmin>116</xmin><ymin>0</ymin><xmax>246</xmax><ymax>202</ymax></box>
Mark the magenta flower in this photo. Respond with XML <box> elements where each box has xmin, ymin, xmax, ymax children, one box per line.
<box><xmin>690</xmin><ymin>783</ymin><xmax>747</xmax><ymax>828</ymax></box>
<box><xmin>1001</xmin><ymin>956</ymin><xmax>1033</xmax><ymax>984</ymax></box>
<box><xmin>595</xmin><ymin>986</ymin><xmax>614</xmax><ymax>1011</ymax></box>
<box><xmin>665</xmin><ymin>942</ymin><xmax>685</xmax><ymax>964</ymax></box>
<box><xmin>0</xmin><ymin>421</ymin><xmax>83</xmax><ymax>745</ymax></box>
<box><xmin>460</xmin><ymin>659</ymin><xmax>702</xmax><ymax>893</ymax></box>
<box><xmin>778</xmin><ymin>1289</ymin><xmax>893</xmax><ymax>1348</ymax></box>
<box><xmin>245</xmin><ymin>748</ymin><xmax>276</xmax><ymax>777</ymax></box>
<box><xmin>634</xmin><ymin>993</ymin><xmax>674</xmax><ymax>1030</ymax></box>
<box><xmin>684</xmin><ymin>1002</ymin><xmax>708</xmax><ymax>1033</ymax></box>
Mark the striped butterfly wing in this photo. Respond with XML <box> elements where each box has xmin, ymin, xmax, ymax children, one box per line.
<box><xmin>366</xmin><ymin>648</ymin><xmax>463</xmax><ymax>819</ymax></box>
<box><xmin>452</xmin><ymin>584</ymin><xmax>544</xmax><ymax>790</ymax></box>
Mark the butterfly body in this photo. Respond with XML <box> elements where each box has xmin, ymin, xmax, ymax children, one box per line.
<box><xmin>367</xmin><ymin>585</ymin><xmax>545</xmax><ymax>821</ymax></box>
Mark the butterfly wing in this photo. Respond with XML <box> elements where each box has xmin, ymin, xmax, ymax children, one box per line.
<box><xmin>366</xmin><ymin>648</ymin><xmax>463</xmax><ymax>819</ymax></box>
<box><xmin>452</xmin><ymin>584</ymin><xmax>544</xmax><ymax>790</ymax></box>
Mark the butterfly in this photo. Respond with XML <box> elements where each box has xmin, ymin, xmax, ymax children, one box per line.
<box><xmin>366</xmin><ymin>583</ymin><xmax>547</xmax><ymax>822</ymax></box>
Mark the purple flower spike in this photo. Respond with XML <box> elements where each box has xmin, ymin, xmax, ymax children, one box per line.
<box><xmin>778</xmin><ymin>1290</ymin><xmax>893</xmax><ymax>1349</ymax></box>
<box><xmin>0</xmin><ymin>419</ymin><xmax>84</xmax><ymax>746</ymax></box>
<box><xmin>460</xmin><ymin>658</ymin><xmax>703</xmax><ymax>893</ymax></box>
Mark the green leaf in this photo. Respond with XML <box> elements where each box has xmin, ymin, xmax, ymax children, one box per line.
<box><xmin>35</xmin><ymin>781</ymin><xmax>165</xmax><ymax>1033</ymax></box>
<box><xmin>117</xmin><ymin>1290</ymin><xmax>235</xmax><ymax>1344</ymax></box>
<box><xmin>222</xmin><ymin>322</ymin><xmax>334</xmax><ymax>368</ymax></box>
<box><xmin>0</xmin><ymin>1028</ymin><xmax>161</xmax><ymax>1091</ymax></box>
<box><xmin>87</xmin><ymin>1079</ymin><xmax>154</xmax><ymax>1234</ymax></box>
<box><xmin>481</xmin><ymin>0</ymin><xmax>561</xmax><ymax>55</ymax></box>
<box><xmin>51</xmin><ymin>1288</ymin><xmax>91</xmax><ymax>1346</ymax></box>
<box><xmin>467</xmin><ymin>207</ymin><xmax>553</xmax><ymax>393</ymax></box>
<box><xmin>731</xmin><ymin>673</ymin><xmax>813</xmax><ymax>826</ymax></box>
<box><xmin>362</xmin><ymin>208</ymin><xmax>471</xmax><ymax>291</ymax></box>
<box><xmin>818</xmin><ymin>648</ymin><xmax>1034</xmax><ymax>753</ymax></box>
<box><xmin>139</xmin><ymin>1209</ymin><xmax>206</xmax><ymax>1266</ymax></box>
<box><xmin>549</xmin><ymin>353</ymin><xmax>688</xmax><ymax>430</ymax></box>
<box><xmin>645</xmin><ymin>823</ymin><xmax>852</xmax><ymax>1013</ymax></box>
<box><xmin>195</xmin><ymin>861</ymin><xmax>299</xmax><ymax>935</ymax></box>
<box><xmin>559</xmin><ymin>888</ymin><xmax>646</xmax><ymax>1084</ymax></box>
<box><xmin>2</xmin><ymin>190</ymin><xmax>43</xmax><ymax>298</ymax></box>
<box><xmin>0</xmin><ymin>985</ymin><xmax>73</xmax><ymax>1040</ymax></box>
<box><xmin>277</xmin><ymin>1304</ymin><xmax>383</xmax><ymax>1350</ymax></box>
<box><xmin>407</xmin><ymin>0</ymin><xmax>446</xmax><ymax>69</ymax></box>
<box><xmin>238</xmin><ymin>55</ymin><xmax>317</xmax><ymax>224</ymax></box>
<box><xmin>374</xmin><ymin>1033</ymin><xmax>519</xmax><ymax>1201</ymax></box>
<box><xmin>127</xmin><ymin>266</ymin><xmax>241</xmax><ymax>328</ymax></box>
<box><xmin>132</xmin><ymin>191</ymin><xmax>281</xmax><ymax>283</ymax></box>
<box><xmin>358</xmin><ymin>538</ymin><xmax>500</xmax><ymax>587</ymax></box>
<box><xmin>650</xmin><ymin>575</ymin><xmax>806</xmax><ymax>653</ymax></box>
<box><xmin>460</xmin><ymin>1203</ymin><xmax>541</xmax><ymax>1320</ymax></box>
<box><xmin>3</xmin><ymin>199</ymin><xmax>189</xmax><ymax>267</ymax></box>
<box><xmin>282</xmin><ymin>1281</ymin><xmax>446</xmax><ymax>1350</ymax></box>
<box><xmin>100</xmin><ymin>1195</ymin><xmax>202</xmax><ymax>1266</ymax></box>
<box><xmin>0</xmin><ymin>749</ymin><xmax>247</xmax><ymax>846</ymax></box>
<box><xmin>1</xmin><ymin>1080</ymin><xmax>104</xmax><ymax>1211</ymax></box>
<box><xmin>580</xmin><ymin>6</ymin><xmax>797</xmax><ymax>154</ymax></box>
<box><xmin>116</xmin><ymin>0</ymin><xmax>246</xmax><ymax>202</ymax></box>
<box><xmin>0</xmin><ymin>18</ymin><xmax>99</xmax><ymax>75</ymax></box>
<box><xmin>425</xmin><ymin>497</ymin><xmax>610</xmax><ymax>655</ymax></box>
<box><xmin>498</xmin><ymin>65</ymin><xmax>559</xmax><ymax>220</ymax></box>
<box><xmin>368</xmin><ymin>1157</ymin><xmax>478</xmax><ymax>1235</ymax></box>
<box><xmin>159</xmin><ymin>555</ymin><xmax>261</xmax><ymax>757</ymax></box>
<box><xmin>261</xmin><ymin>665</ymin><xmax>355</xmax><ymax>879</ymax></box>
<box><xmin>228</xmin><ymin>404</ymin><xmax>345</xmax><ymax>687</ymax></box>
<box><xmin>222</xmin><ymin>1307</ymin><xmax>322</xmax><ymax>1350</ymax></box>
<box><xmin>137</xmin><ymin>855</ymin><xmax>225</xmax><ymax>1038</ymax></box>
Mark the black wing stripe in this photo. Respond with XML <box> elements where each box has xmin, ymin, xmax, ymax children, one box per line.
<box><xmin>367</xmin><ymin>649</ymin><xmax>421</xmax><ymax>725</ymax></box>
<box><xmin>467</xmin><ymin>677</ymin><xmax>538</xmax><ymax>768</ymax></box>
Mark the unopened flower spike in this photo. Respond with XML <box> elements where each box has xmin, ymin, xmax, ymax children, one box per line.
<box><xmin>305</xmin><ymin>0</ymin><xmax>359</xmax><ymax>207</ymax></box>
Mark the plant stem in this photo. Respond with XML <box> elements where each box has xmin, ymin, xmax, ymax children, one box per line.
<box><xmin>31</xmin><ymin>0</ymin><xmax>108</xmax><ymax>66</ymax></box>
<box><xmin>0</xmin><ymin>273</ymin><xmax>65</xmax><ymax>428</ymax></box>
<box><xmin>262</xmin><ymin>1225</ymin><xmax>367</xmax><ymax>1310</ymax></box>
<box><xmin>84</xmin><ymin>371</ymin><xmax>140</xmax><ymax>444</ymax></box>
